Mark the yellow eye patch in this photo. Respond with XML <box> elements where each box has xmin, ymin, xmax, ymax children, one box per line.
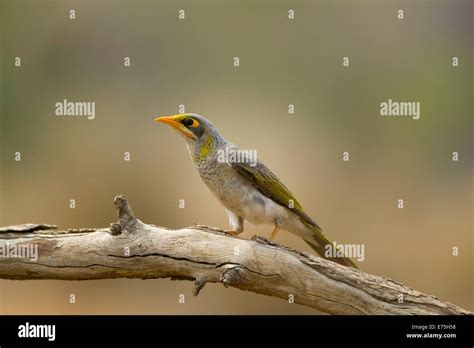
<box><xmin>183</xmin><ymin>118</ymin><xmax>200</xmax><ymax>128</ymax></box>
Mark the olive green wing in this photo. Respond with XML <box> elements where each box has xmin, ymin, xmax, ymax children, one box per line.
<box><xmin>230</xmin><ymin>161</ymin><xmax>321</xmax><ymax>229</ymax></box>
<box><xmin>231</xmin><ymin>160</ymin><xmax>358</xmax><ymax>268</ymax></box>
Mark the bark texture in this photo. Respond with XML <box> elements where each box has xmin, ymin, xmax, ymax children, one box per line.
<box><xmin>0</xmin><ymin>195</ymin><xmax>470</xmax><ymax>315</ymax></box>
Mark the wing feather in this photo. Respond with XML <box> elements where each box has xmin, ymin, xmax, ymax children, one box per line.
<box><xmin>230</xmin><ymin>161</ymin><xmax>321</xmax><ymax>229</ymax></box>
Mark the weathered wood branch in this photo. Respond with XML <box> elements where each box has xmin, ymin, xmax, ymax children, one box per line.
<box><xmin>0</xmin><ymin>195</ymin><xmax>470</xmax><ymax>315</ymax></box>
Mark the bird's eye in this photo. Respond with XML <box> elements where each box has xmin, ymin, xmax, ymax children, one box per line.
<box><xmin>183</xmin><ymin>118</ymin><xmax>199</xmax><ymax>128</ymax></box>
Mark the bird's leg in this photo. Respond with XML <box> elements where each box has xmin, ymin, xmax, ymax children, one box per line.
<box><xmin>270</xmin><ymin>225</ymin><xmax>281</xmax><ymax>241</ymax></box>
<box><xmin>224</xmin><ymin>210</ymin><xmax>244</xmax><ymax>236</ymax></box>
<box><xmin>224</xmin><ymin>229</ymin><xmax>242</xmax><ymax>236</ymax></box>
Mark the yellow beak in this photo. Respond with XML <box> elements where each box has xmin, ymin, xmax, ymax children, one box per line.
<box><xmin>154</xmin><ymin>114</ymin><xmax>196</xmax><ymax>139</ymax></box>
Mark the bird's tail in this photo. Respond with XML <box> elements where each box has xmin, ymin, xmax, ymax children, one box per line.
<box><xmin>302</xmin><ymin>224</ymin><xmax>359</xmax><ymax>269</ymax></box>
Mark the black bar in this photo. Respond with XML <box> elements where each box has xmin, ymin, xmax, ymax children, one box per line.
<box><xmin>0</xmin><ymin>315</ymin><xmax>472</xmax><ymax>347</ymax></box>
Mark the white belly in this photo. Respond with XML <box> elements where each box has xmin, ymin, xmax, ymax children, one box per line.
<box><xmin>240</xmin><ymin>188</ymin><xmax>289</xmax><ymax>225</ymax></box>
<box><xmin>197</xmin><ymin>161</ymin><xmax>294</xmax><ymax>229</ymax></box>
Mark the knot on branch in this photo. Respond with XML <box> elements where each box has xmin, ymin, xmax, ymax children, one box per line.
<box><xmin>109</xmin><ymin>223</ymin><xmax>122</xmax><ymax>235</ymax></box>
<box><xmin>220</xmin><ymin>267</ymin><xmax>243</xmax><ymax>288</ymax></box>
<box><xmin>113</xmin><ymin>195</ymin><xmax>136</xmax><ymax>231</ymax></box>
<box><xmin>193</xmin><ymin>274</ymin><xmax>209</xmax><ymax>296</ymax></box>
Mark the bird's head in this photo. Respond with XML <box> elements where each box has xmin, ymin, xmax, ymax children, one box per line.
<box><xmin>154</xmin><ymin>113</ymin><xmax>208</xmax><ymax>141</ymax></box>
<box><xmin>154</xmin><ymin>113</ymin><xmax>223</xmax><ymax>156</ymax></box>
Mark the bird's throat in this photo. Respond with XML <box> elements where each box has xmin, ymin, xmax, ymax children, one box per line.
<box><xmin>197</xmin><ymin>135</ymin><xmax>214</xmax><ymax>161</ymax></box>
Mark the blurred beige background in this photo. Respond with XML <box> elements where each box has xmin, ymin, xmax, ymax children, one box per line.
<box><xmin>0</xmin><ymin>0</ymin><xmax>472</xmax><ymax>314</ymax></box>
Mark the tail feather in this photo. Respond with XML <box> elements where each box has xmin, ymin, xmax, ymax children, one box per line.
<box><xmin>302</xmin><ymin>225</ymin><xmax>359</xmax><ymax>269</ymax></box>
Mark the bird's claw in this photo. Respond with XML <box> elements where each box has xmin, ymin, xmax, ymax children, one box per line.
<box><xmin>192</xmin><ymin>224</ymin><xmax>240</xmax><ymax>236</ymax></box>
<box><xmin>223</xmin><ymin>229</ymin><xmax>240</xmax><ymax>236</ymax></box>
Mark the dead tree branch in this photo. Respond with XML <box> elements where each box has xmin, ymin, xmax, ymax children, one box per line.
<box><xmin>0</xmin><ymin>195</ymin><xmax>470</xmax><ymax>315</ymax></box>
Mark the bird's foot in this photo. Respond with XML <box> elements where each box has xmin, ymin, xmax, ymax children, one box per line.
<box><xmin>192</xmin><ymin>224</ymin><xmax>242</xmax><ymax>236</ymax></box>
<box><xmin>192</xmin><ymin>223</ymin><xmax>239</xmax><ymax>236</ymax></box>
<box><xmin>193</xmin><ymin>224</ymin><xmax>226</xmax><ymax>233</ymax></box>
<box><xmin>223</xmin><ymin>229</ymin><xmax>241</xmax><ymax>237</ymax></box>
<box><xmin>269</xmin><ymin>225</ymin><xmax>281</xmax><ymax>241</ymax></box>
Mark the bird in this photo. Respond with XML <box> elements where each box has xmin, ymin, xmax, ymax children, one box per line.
<box><xmin>155</xmin><ymin>113</ymin><xmax>358</xmax><ymax>268</ymax></box>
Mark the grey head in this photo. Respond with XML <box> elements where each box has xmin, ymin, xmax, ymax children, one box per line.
<box><xmin>154</xmin><ymin>113</ymin><xmax>227</xmax><ymax>157</ymax></box>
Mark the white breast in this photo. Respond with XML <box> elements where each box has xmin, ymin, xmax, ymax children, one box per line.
<box><xmin>196</xmin><ymin>158</ymin><xmax>291</xmax><ymax>228</ymax></box>
<box><xmin>237</xmin><ymin>185</ymin><xmax>290</xmax><ymax>226</ymax></box>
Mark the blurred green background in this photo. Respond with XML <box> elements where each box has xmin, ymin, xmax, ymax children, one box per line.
<box><xmin>0</xmin><ymin>0</ymin><xmax>472</xmax><ymax>314</ymax></box>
